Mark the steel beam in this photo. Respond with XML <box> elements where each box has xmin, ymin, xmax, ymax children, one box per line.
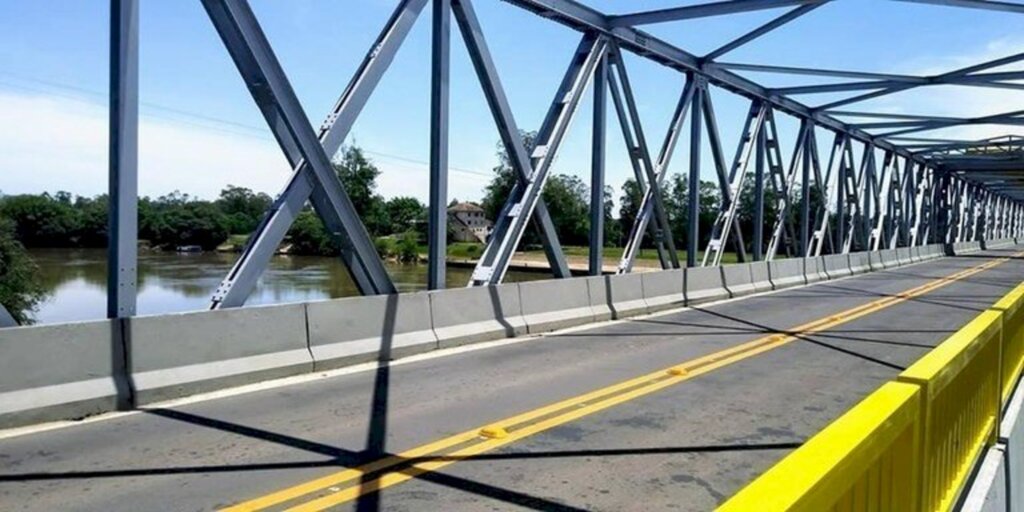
<box><xmin>610</xmin><ymin>0</ymin><xmax>823</xmax><ymax>26</ymax></box>
<box><xmin>108</xmin><ymin>0</ymin><xmax>139</xmax><ymax>319</ymax></box>
<box><xmin>688</xmin><ymin>79</ymin><xmax>704</xmax><ymax>267</ymax></box>
<box><xmin>467</xmin><ymin>29</ymin><xmax>605</xmax><ymax>285</ymax></box>
<box><xmin>753</xmin><ymin>125</ymin><xmax>766</xmax><ymax>260</ymax></box>
<box><xmin>427</xmin><ymin>0</ymin><xmax>450</xmax><ymax>290</ymax></box>
<box><xmin>607</xmin><ymin>45</ymin><xmax>680</xmax><ymax>268</ymax></box>
<box><xmin>704</xmin><ymin>3</ymin><xmax>824</xmax><ymax>61</ymax></box>
<box><xmin>206</xmin><ymin>0</ymin><xmax>425</xmax><ymax>308</ymax></box>
<box><xmin>617</xmin><ymin>78</ymin><xmax>696</xmax><ymax>273</ymax></box>
<box><xmin>589</xmin><ymin>53</ymin><xmax>607</xmax><ymax>276</ymax></box>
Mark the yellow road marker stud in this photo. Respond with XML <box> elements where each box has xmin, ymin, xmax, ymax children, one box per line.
<box><xmin>478</xmin><ymin>425</ymin><xmax>508</xmax><ymax>439</ymax></box>
<box><xmin>221</xmin><ymin>254</ymin><xmax>1019</xmax><ymax>512</ymax></box>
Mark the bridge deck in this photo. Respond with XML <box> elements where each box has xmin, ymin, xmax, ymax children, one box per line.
<box><xmin>1</xmin><ymin>248</ymin><xmax>1022</xmax><ymax>511</ymax></box>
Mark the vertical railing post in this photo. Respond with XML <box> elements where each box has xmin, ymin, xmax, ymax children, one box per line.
<box><xmin>589</xmin><ymin>52</ymin><xmax>607</xmax><ymax>276</ymax></box>
<box><xmin>108</xmin><ymin>0</ymin><xmax>139</xmax><ymax>319</ymax></box>
<box><xmin>687</xmin><ymin>76</ymin><xmax>704</xmax><ymax>268</ymax></box>
<box><xmin>427</xmin><ymin>0</ymin><xmax>450</xmax><ymax>290</ymax></box>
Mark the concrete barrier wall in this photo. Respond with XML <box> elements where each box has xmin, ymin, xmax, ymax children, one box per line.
<box><xmin>587</xmin><ymin>273</ymin><xmax>648</xmax><ymax>321</ymax></box>
<box><xmin>879</xmin><ymin>248</ymin><xmax>899</xmax><ymax>269</ymax></box>
<box><xmin>848</xmin><ymin>252</ymin><xmax>871</xmax><ymax>274</ymax></box>
<box><xmin>985</xmin><ymin>238</ymin><xmax>1016</xmax><ymax>250</ymax></box>
<box><xmin>749</xmin><ymin>262</ymin><xmax>772</xmax><ymax>293</ymax></box>
<box><xmin>910</xmin><ymin>246</ymin><xmax>923</xmax><ymax>262</ymax></box>
<box><xmin>519</xmin><ymin>277</ymin><xmax>595</xmax><ymax>333</ymax></box>
<box><xmin>768</xmin><ymin>258</ymin><xmax>805</xmax><ymax>290</ymax></box>
<box><xmin>686</xmin><ymin>265</ymin><xmax>729</xmax><ymax>304</ymax></box>
<box><xmin>130</xmin><ymin>303</ymin><xmax>313</xmax><ymax>403</ymax></box>
<box><xmin>804</xmin><ymin>257</ymin><xmax>826</xmax><ymax>284</ymax></box>
<box><xmin>429</xmin><ymin>284</ymin><xmax>526</xmax><ymax>349</ymax></box>
<box><xmin>896</xmin><ymin>247</ymin><xmax>912</xmax><ymax>266</ymax></box>
<box><xmin>307</xmin><ymin>293</ymin><xmax>436</xmax><ymax>371</ymax></box>
<box><xmin>0</xmin><ymin>320</ymin><xmax>124</xmax><ymax>428</ymax></box>
<box><xmin>642</xmin><ymin>269</ymin><xmax>685</xmax><ymax>312</ymax></box>
<box><xmin>822</xmin><ymin>254</ymin><xmax>852</xmax><ymax>280</ymax></box>
<box><xmin>722</xmin><ymin>263</ymin><xmax>756</xmax><ymax>298</ymax></box>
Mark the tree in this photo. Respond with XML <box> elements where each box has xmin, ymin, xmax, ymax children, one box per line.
<box><xmin>0</xmin><ymin>193</ymin><xmax>81</xmax><ymax>247</ymax></box>
<box><xmin>0</xmin><ymin>217</ymin><xmax>46</xmax><ymax>324</ymax></box>
<box><xmin>334</xmin><ymin>145</ymin><xmax>388</xmax><ymax>237</ymax></box>
<box><xmin>384</xmin><ymin>196</ymin><xmax>426</xmax><ymax>237</ymax></box>
<box><xmin>287</xmin><ymin>209</ymin><xmax>336</xmax><ymax>256</ymax></box>
<box><xmin>141</xmin><ymin>191</ymin><xmax>231</xmax><ymax>250</ymax></box>
<box><xmin>216</xmin><ymin>185</ymin><xmax>272</xmax><ymax>234</ymax></box>
<box><xmin>618</xmin><ymin>178</ymin><xmax>643</xmax><ymax>247</ymax></box>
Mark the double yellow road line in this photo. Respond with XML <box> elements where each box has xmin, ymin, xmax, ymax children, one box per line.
<box><xmin>224</xmin><ymin>254</ymin><xmax>1016</xmax><ymax>511</ymax></box>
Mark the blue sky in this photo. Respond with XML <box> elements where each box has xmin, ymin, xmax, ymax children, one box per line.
<box><xmin>0</xmin><ymin>1</ymin><xmax>1021</xmax><ymax>208</ymax></box>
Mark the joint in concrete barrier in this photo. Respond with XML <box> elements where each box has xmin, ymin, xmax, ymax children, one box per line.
<box><xmin>722</xmin><ymin>263</ymin><xmax>756</xmax><ymax>298</ymax></box>
<box><xmin>768</xmin><ymin>258</ymin><xmax>805</xmax><ymax>290</ymax></box>
<box><xmin>519</xmin><ymin>278</ymin><xmax>596</xmax><ymax>334</ymax></box>
<box><xmin>429</xmin><ymin>284</ymin><xmax>526</xmax><ymax>349</ymax></box>
<box><xmin>307</xmin><ymin>293</ymin><xmax>436</xmax><ymax>374</ymax></box>
<box><xmin>685</xmin><ymin>266</ymin><xmax>729</xmax><ymax>305</ymax></box>
<box><xmin>586</xmin><ymin>273</ymin><xmax>648</xmax><ymax>321</ymax></box>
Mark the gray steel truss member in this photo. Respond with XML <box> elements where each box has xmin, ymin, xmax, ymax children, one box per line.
<box><xmin>617</xmin><ymin>78</ymin><xmax>696</xmax><ymax>273</ymax></box>
<box><xmin>0</xmin><ymin>304</ymin><xmax>16</xmax><ymax>328</ymax></box>
<box><xmin>205</xmin><ymin>0</ymin><xmax>425</xmax><ymax>308</ymax></box>
<box><xmin>452</xmin><ymin>0</ymin><xmax>570</xmax><ymax>281</ymax></box>
<box><xmin>608</xmin><ymin>44</ymin><xmax>680</xmax><ymax>270</ymax></box>
<box><xmin>468</xmin><ymin>30</ymin><xmax>607</xmax><ymax>286</ymax></box>
<box><xmin>428</xmin><ymin>0</ymin><xmax>450</xmax><ymax>290</ymax></box>
<box><xmin>589</xmin><ymin>53</ymin><xmax>606</xmax><ymax>276</ymax></box>
<box><xmin>765</xmin><ymin>119</ymin><xmax>810</xmax><ymax>260</ymax></box>
<box><xmin>805</xmin><ymin>129</ymin><xmax>838</xmax><ymax>256</ymax></box>
<box><xmin>702</xmin><ymin>101</ymin><xmax>766</xmax><ymax>267</ymax></box>
<box><xmin>108</xmin><ymin>0</ymin><xmax>139</xmax><ymax>318</ymax></box>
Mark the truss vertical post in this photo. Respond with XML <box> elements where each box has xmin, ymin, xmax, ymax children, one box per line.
<box><xmin>589</xmin><ymin>53</ymin><xmax>607</xmax><ymax>276</ymax></box>
<box><xmin>108</xmin><ymin>0</ymin><xmax>139</xmax><ymax>319</ymax></box>
<box><xmin>427</xmin><ymin>0</ymin><xmax>450</xmax><ymax>290</ymax></box>
<box><xmin>753</xmin><ymin>125</ymin><xmax>766</xmax><ymax>261</ymax></box>
<box><xmin>799</xmin><ymin>126</ymin><xmax>811</xmax><ymax>256</ymax></box>
<box><xmin>688</xmin><ymin>77</ymin><xmax>704</xmax><ymax>267</ymax></box>
<box><xmin>765</xmin><ymin>114</ymin><xmax>804</xmax><ymax>260</ymax></box>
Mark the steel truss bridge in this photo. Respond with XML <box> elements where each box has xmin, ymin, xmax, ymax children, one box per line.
<box><xmin>2</xmin><ymin>1</ymin><xmax>1024</xmax><ymax>511</ymax></box>
<box><xmin>9</xmin><ymin>0</ymin><xmax>1009</xmax><ymax>324</ymax></box>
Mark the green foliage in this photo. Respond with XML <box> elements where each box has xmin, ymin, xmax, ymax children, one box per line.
<box><xmin>216</xmin><ymin>185</ymin><xmax>272</xmax><ymax>234</ymax></box>
<box><xmin>0</xmin><ymin>192</ymin><xmax>82</xmax><ymax>247</ymax></box>
<box><xmin>288</xmin><ymin>210</ymin><xmax>337</xmax><ymax>256</ymax></box>
<box><xmin>0</xmin><ymin>218</ymin><xmax>46</xmax><ymax>324</ymax></box>
<box><xmin>385</xmin><ymin>196</ymin><xmax>426</xmax><ymax>239</ymax></box>
<box><xmin>141</xmin><ymin>192</ymin><xmax>230</xmax><ymax>250</ymax></box>
<box><xmin>396</xmin><ymin>232</ymin><xmax>419</xmax><ymax>263</ymax></box>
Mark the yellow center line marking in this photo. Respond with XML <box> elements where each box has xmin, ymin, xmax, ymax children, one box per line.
<box><xmin>223</xmin><ymin>254</ymin><xmax>1018</xmax><ymax>512</ymax></box>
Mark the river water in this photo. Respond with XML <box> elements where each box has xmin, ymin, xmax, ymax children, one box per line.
<box><xmin>26</xmin><ymin>248</ymin><xmax>547</xmax><ymax>324</ymax></box>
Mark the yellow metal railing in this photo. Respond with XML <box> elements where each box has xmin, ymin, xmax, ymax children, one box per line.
<box><xmin>718</xmin><ymin>282</ymin><xmax>1024</xmax><ymax>512</ymax></box>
